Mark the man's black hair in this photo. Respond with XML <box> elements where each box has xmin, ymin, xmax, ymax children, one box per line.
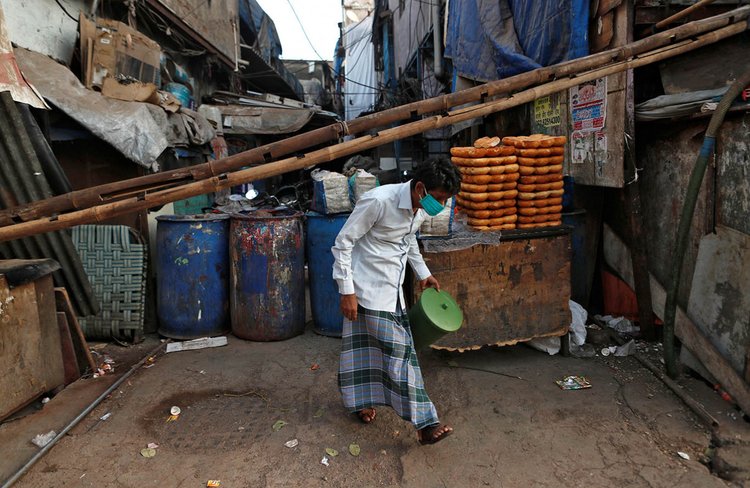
<box><xmin>410</xmin><ymin>157</ymin><xmax>462</xmax><ymax>196</ymax></box>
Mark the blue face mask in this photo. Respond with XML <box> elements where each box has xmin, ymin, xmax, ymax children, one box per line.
<box><xmin>420</xmin><ymin>187</ymin><xmax>445</xmax><ymax>217</ymax></box>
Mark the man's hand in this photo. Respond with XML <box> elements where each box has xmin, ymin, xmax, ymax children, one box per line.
<box><xmin>340</xmin><ymin>294</ymin><xmax>358</xmax><ymax>321</ymax></box>
<box><xmin>419</xmin><ymin>275</ymin><xmax>440</xmax><ymax>292</ymax></box>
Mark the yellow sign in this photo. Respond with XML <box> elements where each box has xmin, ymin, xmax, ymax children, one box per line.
<box><xmin>534</xmin><ymin>96</ymin><xmax>562</xmax><ymax>128</ymax></box>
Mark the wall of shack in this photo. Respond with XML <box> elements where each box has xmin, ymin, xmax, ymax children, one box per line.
<box><xmin>635</xmin><ymin>112</ymin><xmax>750</xmax><ymax>308</ymax></box>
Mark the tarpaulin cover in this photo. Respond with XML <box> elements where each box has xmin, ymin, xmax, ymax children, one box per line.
<box><xmin>344</xmin><ymin>14</ymin><xmax>376</xmax><ymax>121</ymax></box>
<box><xmin>239</xmin><ymin>0</ymin><xmax>283</xmax><ymax>62</ymax></box>
<box><xmin>445</xmin><ymin>0</ymin><xmax>589</xmax><ymax>82</ymax></box>
<box><xmin>15</xmin><ymin>48</ymin><xmax>215</xmax><ymax>169</ymax></box>
<box><xmin>238</xmin><ymin>0</ymin><xmax>305</xmax><ymax>100</ymax></box>
<box><xmin>16</xmin><ymin>48</ymin><xmax>167</xmax><ymax>168</ymax></box>
<box><xmin>202</xmin><ymin>104</ymin><xmax>315</xmax><ymax>135</ymax></box>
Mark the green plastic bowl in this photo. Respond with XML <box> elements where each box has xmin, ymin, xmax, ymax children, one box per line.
<box><xmin>408</xmin><ymin>288</ymin><xmax>464</xmax><ymax>350</ymax></box>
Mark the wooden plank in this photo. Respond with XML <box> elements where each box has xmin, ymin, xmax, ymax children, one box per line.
<box><xmin>683</xmin><ymin>226</ymin><xmax>750</xmax><ymax>376</ymax></box>
<box><xmin>591</xmin><ymin>11</ymin><xmax>615</xmax><ymax>52</ymax></box>
<box><xmin>670</xmin><ymin>281</ymin><xmax>750</xmax><ymax>415</ymax></box>
<box><xmin>568</xmin><ymin>0</ymin><xmax>631</xmax><ymax>187</ymax></box>
<box><xmin>414</xmin><ymin>233</ymin><xmax>571</xmax><ymax>351</ymax></box>
<box><xmin>56</xmin><ymin>312</ymin><xmax>80</xmax><ymax>384</ymax></box>
<box><xmin>54</xmin><ymin>287</ymin><xmax>96</xmax><ymax>373</ymax></box>
<box><xmin>0</xmin><ymin>274</ymin><xmax>64</xmax><ymax>420</ymax></box>
<box><xmin>603</xmin><ymin>224</ymin><xmax>750</xmax><ymax>414</ymax></box>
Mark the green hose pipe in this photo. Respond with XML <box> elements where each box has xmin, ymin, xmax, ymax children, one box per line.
<box><xmin>663</xmin><ymin>70</ymin><xmax>750</xmax><ymax>378</ymax></box>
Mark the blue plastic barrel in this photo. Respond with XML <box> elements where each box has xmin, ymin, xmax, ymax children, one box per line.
<box><xmin>305</xmin><ymin>212</ymin><xmax>349</xmax><ymax>337</ymax></box>
<box><xmin>156</xmin><ymin>214</ymin><xmax>230</xmax><ymax>339</ymax></box>
<box><xmin>230</xmin><ymin>211</ymin><xmax>305</xmax><ymax>341</ymax></box>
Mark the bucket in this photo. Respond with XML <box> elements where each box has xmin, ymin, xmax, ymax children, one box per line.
<box><xmin>305</xmin><ymin>211</ymin><xmax>350</xmax><ymax>337</ymax></box>
<box><xmin>229</xmin><ymin>210</ymin><xmax>305</xmax><ymax>341</ymax></box>
<box><xmin>408</xmin><ymin>288</ymin><xmax>463</xmax><ymax>350</ymax></box>
<box><xmin>156</xmin><ymin>214</ymin><xmax>230</xmax><ymax>339</ymax></box>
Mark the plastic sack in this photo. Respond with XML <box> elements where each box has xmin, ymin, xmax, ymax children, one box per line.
<box><xmin>527</xmin><ymin>336</ymin><xmax>561</xmax><ymax>355</ymax></box>
<box><xmin>569</xmin><ymin>299</ymin><xmax>587</xmax><ymax>346</ymax></box>
<box><xmin>419</xmin><ymin>197</ymin><xmax>456</xmax><ymax>237</ymax></box>
<box><xmin>348</xmin><ymin>168</ymin><xmax>378</xmax><ymax>205</ymax></box>
<box><xmin>594</xmin><ymin>314</ymin><xmax>640</xmax><ymax>334</ymax></box>
<box><xmin>310</xmin><ymin>169</ymin><xmax>353</xmax><ymax>215</ymax></box>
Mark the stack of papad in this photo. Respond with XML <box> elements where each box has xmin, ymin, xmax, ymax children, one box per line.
<box><xmin>451</xmin><ymin>137</ymin><xmax>519</xmax><ymax>231</ymax></box>
<box><xmin>501</xmin><ymin>134</ymin><xmax>567</xmax><ymax>230</ymax></box>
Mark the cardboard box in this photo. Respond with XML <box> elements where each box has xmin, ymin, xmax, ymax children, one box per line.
<box><xmin>80</xmin><ymin>15</ymin><xmax>161</xmax><ymax>89</ymax></box>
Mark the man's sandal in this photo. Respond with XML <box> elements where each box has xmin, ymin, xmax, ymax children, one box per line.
<box><xmin>356</xmin><ymin>408</ymin><xmax>376</xmax><ymax>424</ymax></box>
<box><xmin>418</xmin><ymin>423</ymin><xmax>453</xmax><ymax>445</ymax></box>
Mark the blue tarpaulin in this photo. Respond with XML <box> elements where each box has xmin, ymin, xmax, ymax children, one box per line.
<box><xmin>445</xmin><ymin>0</ymin><xmax>589</xmax><ymax>83</ymax></box>
<box><xmin>239</xmin><ymin>0</ymin><xmax>283</xmax><ymax>62</ymax></box>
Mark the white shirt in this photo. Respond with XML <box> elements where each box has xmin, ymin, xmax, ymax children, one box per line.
<box><xmin>332</xmin><ymin>181</ymin><xmax>432</xmax><ymax>313</ymax></box>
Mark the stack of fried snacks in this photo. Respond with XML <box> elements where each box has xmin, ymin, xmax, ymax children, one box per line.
<box><xmin>451</xmin><ymin>139</ymin><xmax>519</xmax><ymax>231</ymax></box>
<box><xmin>501</xmin><ymin>134</ymin><xmax>566</xmax><ymax>229</ymax></box>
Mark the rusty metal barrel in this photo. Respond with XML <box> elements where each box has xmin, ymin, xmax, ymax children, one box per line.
<box><xmin>229</xmin><ymin>211</ymin><xmax>305</xmax><ymax>341</ymax></box>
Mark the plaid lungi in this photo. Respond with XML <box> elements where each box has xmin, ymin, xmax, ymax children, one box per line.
<box><xmin>338</xmin><ymin>306</ymin><xmax>439</xmax><ymax>429</ymax></box>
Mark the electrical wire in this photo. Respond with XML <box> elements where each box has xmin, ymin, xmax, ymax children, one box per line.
<box><xmin>285</xmin><ymin>0</ymin><xmax>328</xmax><ymax>61</ymax></box>
<box><xmin>283</xmin><ymin>0</ymin><xmax>381</xmax><ymax>94</ymax></box>
<box><xmin>55</xmin><ymin>0</ymin><xmax>79</xmax><ymax>22</ymax></box>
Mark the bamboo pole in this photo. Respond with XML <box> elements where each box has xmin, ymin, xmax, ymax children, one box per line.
<box><xmin>655</xmin><ymin>0</ymin><xmax>719</xmax><ymax>30</ymax></box>
<box><xmin>0</xmin><ymin>6</ymin><xmax>748</xmax><ymax>226</ymax></box>
<box><xmin>0</xmin><ymin>21</ymin><xmax>744</xmax><ymax>242</ymax></box>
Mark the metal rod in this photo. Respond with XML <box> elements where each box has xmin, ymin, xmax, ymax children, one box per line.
<box><xmin>1</xmin><ymin>341</ymin><xmax>167</xmax><ymax>488</ymax></box>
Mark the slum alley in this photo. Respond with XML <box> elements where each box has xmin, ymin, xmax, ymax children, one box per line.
<box><xmin>1</xmin><ymin>1</ymin><xmax>750</xmax><ymax>487</ymax></box>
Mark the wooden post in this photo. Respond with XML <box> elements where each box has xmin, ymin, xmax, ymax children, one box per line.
<box><xmin>622</xmin><ymin>0</ymin><xmax>655</xmax><ymax>341</ymax></box>
<box><xmin>54</xmin><ymin>288</ymin><xmax>96</xmax><ymax>374</ymax></box>
<box><xmin>56</xmin><ymin>311</ymin><xmax>81</xmax><ymax>384</ymax></box>
<box><xmin>621</xmin><ymin>155</ymin><xmax>657</xmax><ymax>340</ymax></box>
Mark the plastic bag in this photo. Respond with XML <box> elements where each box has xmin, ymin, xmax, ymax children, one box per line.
<box><xmin>527</xmin><ymin>336</ymin><xmax>561</xmax><ymax>355</ymax></box>
<box><xmin>310</xmin><ymin>169</ymin><xmax>353</xmax><ymax>214</ymax></box>
<box><xmin>348</xmin><ymin>169</ymin><xmax>378</xmax><ymax>205</ymax></box>
<box><xmin>419</xmin><ymin>197</ymin><xmax>456</xmax><ymax>237</ymax></box>
<box><xmin>569</xmin><ymin>299</ymin><xmax>587</xmax><ymax>346</ymax></box>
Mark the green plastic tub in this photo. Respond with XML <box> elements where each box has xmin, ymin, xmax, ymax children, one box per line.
<box><xmin>408</xmin><ymin>288</ymin><xmax>464</xmax><ymax>350</ymax></box>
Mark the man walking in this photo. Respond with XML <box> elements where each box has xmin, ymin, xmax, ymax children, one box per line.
<box><xmin>332</xmin><ymin>157</ymin><xmax>460</xmax><ymax>445</ymax></box>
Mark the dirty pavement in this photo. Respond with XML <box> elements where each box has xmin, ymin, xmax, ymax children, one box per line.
<box><xmin>5</xmin><ymin>331</ymin><xmax>748</xmax><ymax>488</ymax></box>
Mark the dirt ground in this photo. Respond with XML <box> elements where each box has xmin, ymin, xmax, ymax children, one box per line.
<box><xmin>3</xmin><ymin>329</ymin><xmax>750</xmax><ymax>488</ymax></box>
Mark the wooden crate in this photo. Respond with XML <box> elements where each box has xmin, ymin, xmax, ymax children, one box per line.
<box><xmin>413</xmin><ymin>231</ymin><xmax>572</xmax><ymax>351</ymax></box>
<box><xmin>0</xmin><ymin>264</ymin><xmax>64</xmax><ymax>420</ymax></box>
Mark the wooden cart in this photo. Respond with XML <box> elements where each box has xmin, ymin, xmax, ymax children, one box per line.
<box><xmin>412</xmin><ymin>228</ymin><xmax>572</xmax><ymax>351</ymax></box>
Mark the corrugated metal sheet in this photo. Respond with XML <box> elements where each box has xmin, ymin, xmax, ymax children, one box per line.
<box><xmin>0</xmin><ymin>91</ymin><xmax>98</xmax><ymax>316</ymax></box>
